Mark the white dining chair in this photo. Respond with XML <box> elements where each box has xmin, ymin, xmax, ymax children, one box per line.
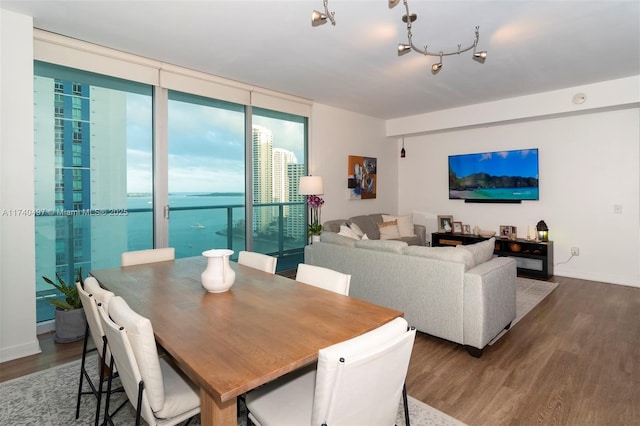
<box><xmin>238</xmin><ymin>250</ymin><xmax>277</xmax><ymax>274</ymax></box>
<box><xmin>75</xmin><ymin>277</ymin><xmax>115</xmax><ymax>426</ymax></box>
<box><xmin>295</xmin><ymin>263</ymin><xmax>351</xmax><ymax>295</ymax></box>
<box><xmin>246</xmin><ymin>317</ymin><xmax>416</xmax><ymax>426</ymax></box>
<box><xmin>98</xmin><ymin>296</ymin><xmax>200</xmax><ymax>426</ymax></box>
<box><xmin>120</xmin><ymin>247</ymin><xmax>175</xmax><ymax>267</ymax></box>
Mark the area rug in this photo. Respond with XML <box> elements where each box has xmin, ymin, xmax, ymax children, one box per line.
<box><xmin>0</xmin><ymin>354</ymin><xmax>467</xmax><ymax>426</ymax></box>
<box><xmin>489</xmin><ymin>277</ymin><xmax>559</xmax><ymax>345</ymax></box>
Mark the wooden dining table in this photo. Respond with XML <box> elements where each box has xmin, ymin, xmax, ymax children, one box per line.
<box><xmin>90</xmin><ymin>256</ymin><xmax>403</xmax><ymax>426</ymax></box>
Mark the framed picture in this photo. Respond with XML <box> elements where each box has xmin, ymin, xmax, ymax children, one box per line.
<box><xmin>437</xmin><ymin>215</ymin><xmax>454</xmax><ymax>232</ymax></box>
<box><xmin>500</xmin><ymin>225</ymin><xmax>517</xmax><ymax>238</ymax></box>
<box><xmin>347</xmin><ymin>155</ymin><xmax>377</xmax><ymax>200</ymax></box>
<box><xmin>463</xmin><ymin>224</ymin><xmax>471</xmax><ymax>234</ymax></box>
<box><xmin>452</xmin><ymin>221</ymin><xmax>463</xmax><ymax>233</ymax></box>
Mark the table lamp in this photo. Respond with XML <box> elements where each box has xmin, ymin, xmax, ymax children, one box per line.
<box><xmin>536</xmin><ymin>220</ymin><xmax>549</xmax><ymax>242</ymax></box>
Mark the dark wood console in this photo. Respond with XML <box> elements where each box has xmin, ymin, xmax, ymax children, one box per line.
<box><xmin>431</xmin><ymin>232</ymin><xmax>554</xmax><ymax>280</ymax></box>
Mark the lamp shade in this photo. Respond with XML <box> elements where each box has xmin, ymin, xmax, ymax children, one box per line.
<box><xmin>299</xmin><ymin>176</ymin><xmax>324</xmax><ymax>195</ymax></box>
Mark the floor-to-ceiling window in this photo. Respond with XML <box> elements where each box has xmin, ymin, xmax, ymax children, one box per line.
<box><xmin>34</xmin><ymin>62</ymin><xmax>153</xmax><ymax>322</ymax></box>
<box><xmin>252</xmin><ymin>108</ymin><xmax>307</xmax><ymax>270</ymax></box>
<box><xmin>32</xmin><ymin>35</ymin><xmax>310</xmax><ymax>323</ymax></box>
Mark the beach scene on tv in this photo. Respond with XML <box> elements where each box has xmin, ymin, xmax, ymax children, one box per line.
<box><xmin>449</xmin><ymin>149</ymin><xmax>539</xmax><ymax>201</ymax></box>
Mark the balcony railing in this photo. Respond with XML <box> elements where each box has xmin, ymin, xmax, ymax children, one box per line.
<box><xmin>35</xmin><ymin>201</ymin><xmax>307</xmax><ymax>322</ymax></box>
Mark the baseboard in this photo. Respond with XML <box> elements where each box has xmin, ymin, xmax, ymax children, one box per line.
<box><xmin>37</xmin><ymin>319</ymin><xmax>55</xmax><ymax>335</ymax></box>
<box><xmin>0</xmin><ymin>339</ymin><xmax>42</xmax><ymax>363</ymax></box>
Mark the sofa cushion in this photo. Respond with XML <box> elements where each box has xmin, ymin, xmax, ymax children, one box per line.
<box><xmin>320</xmin><ymin>231</ymin><xmax>357</xmax><ymax>247</ymax></box>
<box><xmin>355</xmin><ymin>239</ymin><xmax>408</xmax><ymax>254</ymax></box>
<box><xmin>348</xmin><ymin>215</ymin><xmax>380</xmax><ymax>240</ymax></box>
<box><xmin>377</xmin><ymin>220</ymin><xmax>401</xmax><ymax>240</ymax></box>
<box><xmin>403</xmin><ymin>245</ymin><xmax>475</xmax><ymax>270</ymax></box>
<box><xmin>382</xmin><ymin>213</ymin><xmax>416</xmax><ymax>238</ymax></box>
<box><xmin>457</xmin><ymin>237</ymin><xmax>495</xmax><ymax>266</ymax></box>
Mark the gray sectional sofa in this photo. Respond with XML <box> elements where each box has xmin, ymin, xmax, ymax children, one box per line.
<box><xmin>305</xmin><ymin>233</ymin><xmax>517</xmax><ymax>357</ymax></box>
<box><xmin>322</xmin><ymin>213</ymin><xmax>426</xmax><ymax>246</ymax></box>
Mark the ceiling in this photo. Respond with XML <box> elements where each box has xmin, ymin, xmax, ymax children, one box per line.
<box><xmin>2</xmin><ymin>1</ymin><xmax>639</xmax><ymax>119</ymax></box>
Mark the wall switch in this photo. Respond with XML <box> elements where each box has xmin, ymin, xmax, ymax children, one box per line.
<box><xmin>571</xmin><ymin>247</ymin><xmax>580</xmax><ymax>256</ymax></box>
<box><xmin>614</xmin><ymin>204</ymin><xmax>623</xmax><ymax>214</ymax></box>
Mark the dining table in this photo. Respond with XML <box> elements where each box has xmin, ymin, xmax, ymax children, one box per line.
<box><xmin>90</xmin><ymin>256</ymin><xmax>403</xmax><ymax>426</ymax></box>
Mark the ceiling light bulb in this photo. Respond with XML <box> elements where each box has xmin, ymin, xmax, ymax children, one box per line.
<box><xmin>388</xmin><ymin>0</ymin><xmax>401</xmax><ymax>8</ymax></box>
<box><xmin>398</xmin><ymin>43</ymin><xmax>411</xmax><ymax>56</ymax></box>
<box><xmin>311</xmin><ymin>10</ymin><xmax>327</xmax><ymax>26</ymax></box>
<box><xmin>431</xmin><ymin>62</ymin><xmax>442</xmax><ymax>74</ymax></box>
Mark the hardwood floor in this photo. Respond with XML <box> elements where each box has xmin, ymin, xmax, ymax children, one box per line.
<box><xmin>0</xmin><ymin>330</ymin><xmax>85</xmax><ymax>382</ymax></box>
<box><xmin>1</xmin><ymin>276</ymin><xmax>638</xmax><ymax>425</ymax></box>
<box><xmin>405</xmin><ymin>276</ymin><xmax>640</xmax><ymax>425</ymax></box>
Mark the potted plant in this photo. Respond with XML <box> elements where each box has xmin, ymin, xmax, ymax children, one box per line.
<box><xmin>306</xmin><ymin>194</ymin><xmax>325</xmax><ymax>242</ymax></box>
<box><xmin>43</xmin><ymin>268</ymin><xmax>86</xmax><ymax>343</ymax></box>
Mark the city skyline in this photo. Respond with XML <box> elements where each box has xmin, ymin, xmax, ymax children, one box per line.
<box><xmin>126</xmin><ymin>93</ymin><xmax>306</xmax><ymax>194</ymax></box>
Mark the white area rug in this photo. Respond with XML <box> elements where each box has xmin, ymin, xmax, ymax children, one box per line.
<box><xmin>0</xmin><ymin>354</ymin><xmax>467</xmax><ymax>426</ymax></box>
<box><xmin>489</xmin><ymin>277</ymin><xmax>559</xmax><ymax>345</ymax></box>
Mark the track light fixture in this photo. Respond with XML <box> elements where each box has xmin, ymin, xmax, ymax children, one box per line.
<box><xmin>389</xmin><ymin>0</ymin><xmax>487</xmax><ymax>74</ymax></box>
<box><xmin>312</xmin><ymin>0</ymin><xmax>336</xmax><ymax>26</ymax></box>
<box><xmin>431</xmin><ymin>53</ymin><xmax>443</xmax><ymax>74</ymax></box>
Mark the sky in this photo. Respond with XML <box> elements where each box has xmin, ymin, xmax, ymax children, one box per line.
<box><xmin>125</xmin><ymin>93</ymin><xmax>306</xmax><ymax>194</ymax></box>
<box><xmin>449</xmin><ymin>149</ymin><xmax>539</xmax><ymax>179</ymax></box>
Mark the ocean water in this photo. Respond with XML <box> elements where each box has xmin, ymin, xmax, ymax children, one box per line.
<box><xmin>127</xmin><ymin>193</ymin><xmax>246</xmax><ymax>258</ymax></box>
<box><xmin>450</xmin><ymin>187</ymin><xmax>539</xmax><ymax>200</ymax></box>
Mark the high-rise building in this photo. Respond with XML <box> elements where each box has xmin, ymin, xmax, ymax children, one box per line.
<box><xmin>34</xmin><ymin>77</ymin><xmax>127</xmax><ymax>298</ymax></box>
<box><xmin>287</xmin><ymin>163</ymin><xmax>307</xmax><ymax>239</ymax></box>
<box><xmin>273</xmin><ymin>148</ymin><xmax>297</xmax><ymax>202</ymax></box>
<box><xmin>253</xmin><ymin>125</ymin><xmax>305</xmax><ymax>240</ymax></box>
<box><xmin>252</xmin><ymin>125</ymin><xmax>274</xmax><ymax>234</ymax></box>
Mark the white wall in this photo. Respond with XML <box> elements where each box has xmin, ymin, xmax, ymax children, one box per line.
<box><xmin>309</xmin><ymin>103</ymin><xmax>396</xmax><ymax>222</ymax></box>
<box><xmin>392</xmin><ymin>106</ymin><xmax>640</xmax><ymax>287</ymax></box>
<box><xmin>0</xmin><ymin>9</ymin><xmax>41</xmax><ymax>361</ymax></box>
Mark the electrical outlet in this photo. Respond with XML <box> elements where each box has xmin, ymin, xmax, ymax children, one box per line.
<box><xmin>571</xmin><ymin>247</ymin><xmax>580</xmax><ymax>256</ymax></box>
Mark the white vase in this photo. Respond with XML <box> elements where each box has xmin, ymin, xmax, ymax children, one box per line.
<box><xmin>311</xmin><ymin>234</ymin><xmax>320</xmax><ymax>244</ymax></box>
<box><xmin>201</xmin><ymin>249</ymin><xmax>235</xmax><ymax>293</ymax></box>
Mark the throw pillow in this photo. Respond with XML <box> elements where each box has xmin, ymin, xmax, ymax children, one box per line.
<box><xmin>382</xmin><ymin>213</ymin><xmax>416</xmax><ymax>237</ymax></box>
<box><xmin>338</xmin><ymin>224</ymin><xmax>360</xmax><ymax>240</ymax></box>
<box><xmin>361</xmin><ymin>233</ymin><xmax>369</xmax><ymax>240</ymax></box>
<box><xmin>347</xmin><ymin>222</ymin><xmax>364</xmax><ymax>237</ymax></box>
<box><xmin>377</xmin><ymin>220</ymin><xmax>401</xmax><ymax>240</ymax></box>
<box><xmin>457</xmin><ymin>237</ymin><xmax>495</xmax><ymax>266</ymax></box>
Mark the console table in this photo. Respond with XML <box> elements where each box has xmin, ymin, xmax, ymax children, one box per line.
<box><xmin>432</xmin><ymin>232</ymin><xmax>554</xmax><ymax>279</ymax></box>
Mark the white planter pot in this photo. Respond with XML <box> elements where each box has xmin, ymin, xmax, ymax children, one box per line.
<box><xmin>201</xmin><ymin>249</ymin><xmax>236</xmax><ymax>293</ymax></box>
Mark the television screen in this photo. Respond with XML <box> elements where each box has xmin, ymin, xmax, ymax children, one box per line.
<box><xmin>449</xmin><ymin>148</ymin><xmax>539</xmax><ymax>202</ymax></box>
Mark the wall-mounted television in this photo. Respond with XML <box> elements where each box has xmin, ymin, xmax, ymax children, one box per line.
<box><xmin>449</xmin><ymin>148</ymin><xmax>539</xmax><ymax>203</ymax></box>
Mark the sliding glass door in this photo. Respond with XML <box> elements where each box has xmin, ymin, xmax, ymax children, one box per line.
<box><xmin>167</xmin><ymin>91</ymin><xmax>246</xmax><ymax>258</ymax></box>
